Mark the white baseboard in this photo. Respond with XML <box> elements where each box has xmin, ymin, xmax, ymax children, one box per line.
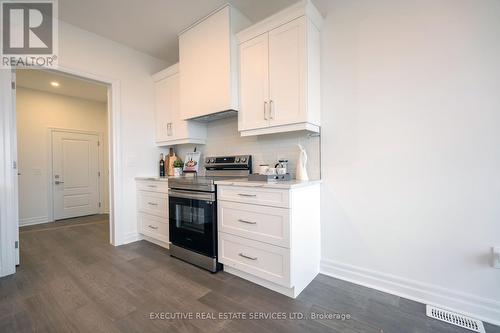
<box><xmin>121</xmin><ymin>231</ymin><xmax>142</xmax><ymax>245</ymax></box>
<box><xmin>140</xmin><ymin>234</ymin><xmax>170</xmax><ymax>249</ymax></box>
<box><xmin>19</xmin><ymin>216</ymin><xmax>51</xmax><ymax>227</ymax></box>
<box><xmin>320</xmin><ymin>258</ymin><xmax>500</xmax><ymax>327</ymax></box>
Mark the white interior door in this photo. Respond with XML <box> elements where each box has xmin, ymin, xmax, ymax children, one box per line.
<box><xmin>238</xmin><ymin>33</ymin><xmax>270</xmax><ymax>131</ymax></box>
<box><xmin>52</xmin><ymin>131</ymin><xmax>100</xmax><ymax>220</ymax></box>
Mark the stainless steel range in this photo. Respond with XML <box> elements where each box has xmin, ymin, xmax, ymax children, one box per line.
<box><xmin>168</xmin><ymin>155</ymin><xmax>252</xmax><ymax>272</ymax></box>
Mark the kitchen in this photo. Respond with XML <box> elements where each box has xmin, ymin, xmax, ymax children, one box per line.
<box><xmin>0</xmin><ymin>0</ymin><xmax>499</xmax><ymax>332</ymax></box>
<box><xmin>137</xmin><ymin>1</ymin><xmax>323</xmax><ymax>299</ymax></box>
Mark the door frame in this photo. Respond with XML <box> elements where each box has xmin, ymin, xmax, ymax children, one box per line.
<box><xmin>0</xmin><ymin>64</ymin><xmax>124</xmax><ymax>277</ymax></box>
<box><xmin>47</xmin><ymin>128</ymin><xmax>105</xmax><ymax>222</ymax></box>
<box><xmin>0</xmin><ymin>69</ymin><xmax>18</xmax><ymax>276</ymax></box>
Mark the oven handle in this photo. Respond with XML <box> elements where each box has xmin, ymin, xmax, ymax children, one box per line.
<box><xmin>168</xmin><ymin>189</ymin><xmax>216</xmax><ymax>202</ymax></box>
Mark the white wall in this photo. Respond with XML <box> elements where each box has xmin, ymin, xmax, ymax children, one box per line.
<box><xmin>169</xmin><ymin>117</ymin><xmax>321</xmax><ymax>179</ymax></box>
<box><xmin>16</xmin><ymin>87</ymin><xmax>109</xmax><ymax>226</ymax></box>
<box><xmin>319</xmin><ymin>0</ymin><xmax>500</xmax><ymax>324</ymax></box>
<box><xmin>57</xmin><ymin>21</ymin><xmax>167</xmax><ymax>243</ymax></box>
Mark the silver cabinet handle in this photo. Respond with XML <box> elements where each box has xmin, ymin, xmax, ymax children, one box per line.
<box><xmin>238</xmin><ymin>193</ymin><xmax>256</xmax><ymax>197</ymax></box>
<box><xmin>147</xmin><ymin>185</ymin><xmax>157</xmax><ymax>188</ymax></box>
<box><xmin>238</xmin><ymin>219</ymin><xmax>257</xmax><ymax>225</ymax></box>
<box><xmin>147</xmin><ymin>202</ymin><xmax>158</xmax><ymax>206</ymax></box>
<box><xmin>55</xmin><ymin>181</ymin><xmax>64</xmax><ymax>185</ymax></box>
<box><xmin>264</xmin><ymin>101</ymin><xmax>268</xmax><ymax>120</ymax></box>
<box><xmin>269</xmin><ymin>100</ymin><xmax>275</xmax><ymax>119</ymax></box>
<box><xmin>239</xmin><ymin>253</ymin><xmax>257</xmax><ymax>261</ymax></box>
<box><xmin>148</xmin><ymin>225</ymin><xmax>158</xmax><ymax>230</ymax></box>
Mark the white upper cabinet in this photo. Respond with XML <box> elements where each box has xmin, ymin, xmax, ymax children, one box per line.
<box><xmin>238</xmin><ymin>33</ymin><xmax>270</xmax><ymax>131</ymax></box>
<box><xmin>268</xmin><ymin>17</ymin><xmax>307</xmax><ymax>127</ymax></box>
<box><xmin>179</xmin><ymin>5</ymin><xmax>250</xmax><ymax>120</ymax></box>
<box><xmin>237</xmin><ymin>1</ymin><xmax>322</xmax><ymax>137</ymax></box>
<box><xmin>153</xmin><ymin>64</ymin><xmax>207</xmax><ymax>146</ymax></box>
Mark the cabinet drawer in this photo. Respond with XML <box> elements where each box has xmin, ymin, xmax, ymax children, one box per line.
<box><xmin>137</xmin><ymin>191</ymin><xmax>168</xmax><ymax>218</ymax></box>
<box><xmin>218</xmin><ymin>186</ymin><xmax>289</xmax><ymax>208</ymax></box>
<box><xmin>218</xmin><ymin>201</ymin><xmax>290</xmax><ymax>248</ymax></box>
<box><xmin>218</xmin><ymin>233</ymin><xmax>290</xmax><ymax>287</ymax></box>
<box><xmin>136</xmin><ymin>180</ymin><xmax>169</xmax><ymax>193</ymax></box>
<box><xmin>139</xmin><ymin>213</ymin><xmax>169</xmax><ymax>243</ymax></box>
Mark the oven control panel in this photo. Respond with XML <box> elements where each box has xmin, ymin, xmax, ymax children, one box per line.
<box><xmin>204</xmin><ymin>155</ymin><xmax>252</xmax><ymax>173</ymax></box>
<box><xmin>205</xmin><ymin>155</ymin><xmax>251</xmax><ymax>166</ymax></box>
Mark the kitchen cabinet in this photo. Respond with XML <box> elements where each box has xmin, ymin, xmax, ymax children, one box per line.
<box><xmin>136</xmin><ymin>179</ymin><xmax>169</xmax><ymax>248</ymax></box>
<box><xmin>153</xmin><ymin>64</ymin><xmax>206</xmax><ymax>146</ymax></box>
<box><xmin>179</xmin><ymin>5</ymin><xmax>250</xmax><ymax>120</ymax></box>
<box><xmin>216</xmin><ymin>181</ymin><xmax>321</xmax><ymax>298</ymax></box>
<box><xmin>238</xmin><ymin>33</ymin><xmax>270</xmax><ymax>131</ymax></box>
<box><xmin>237</xmin><ymin>1</ymin><xmax>322</xmax><ymax>136</ymax></box>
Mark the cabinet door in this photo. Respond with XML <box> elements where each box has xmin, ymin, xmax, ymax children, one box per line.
<box><xmin>154</xmin><ymin>77</ymin><xmax>172</xmax><ymax>143</ymax></box>
<box><xmin>268</xmin><ymin>17</ymin><xmax>307</xmax><ymax>126</ymax></box>
<box><xmin>238</xmin><ymin>33</ymin><xmax>270</xmax><ymax>131</ymax></box>
<box><xmin>179</xmin><ymin>6</ymin><xmax>232</xmax><ymax>120</ymax></box>
<box><xmin>168</xmin><ymin>73</ymin><xmax>188</xmax><ymax>140</ymax></box>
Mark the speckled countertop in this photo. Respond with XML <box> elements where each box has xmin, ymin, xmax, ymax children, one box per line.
<box><xmin>135</xmin><ymin>176</ymin><xmax>171</xmax><ymax>182</ymax></box>
<box><xmin>214</xmin><ymin>178</ymin><xmax>322</xmax><ymax>189</ymax></box>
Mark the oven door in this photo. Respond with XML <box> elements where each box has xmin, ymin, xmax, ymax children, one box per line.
<box><xmin>168</xmin><ymin>189</ymin><xmax>217</xmax><ymax>257</ymax></box>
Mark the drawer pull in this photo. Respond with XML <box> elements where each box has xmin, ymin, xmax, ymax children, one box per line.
<box><xmin>237</xmin><ymin>219</ymin><xmax>257</xmax><ymax>225</ymax></box>
<box><xmin>147</xmin><ymin>185</ymin><xmax>157</xmax><ymax>188</ymax></box>
<box><xmin>237</xmin><ymin>193</ymin><xmax>257</xmax><ymax>197</ymax></box>
<box><xmin>147</xmin><ymin>202</ymin><xmax>158</xmax><ymax>206</ymax></box>
<box><xmin>147</xmin><ymin>225</ymin><xmax>159</xmax><ymax>230</ymax></box>
<box><xmin>239</xmin><ymin>253</ymin><xmax>257</xmax><ymax>261</ymax></box>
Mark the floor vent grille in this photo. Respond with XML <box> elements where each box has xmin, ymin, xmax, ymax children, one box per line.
<box><xmin>426</xmin><ymin>305</ymin><xmax>485</xmax><ymax>333</ymax></box>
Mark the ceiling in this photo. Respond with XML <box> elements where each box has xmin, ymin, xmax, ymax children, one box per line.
<box><xmin>59</xmin><ymin>0</ymin><xmax>311</xmax><ymax>63</ymax></box>
<box><xmin>16</xmin><ymin>69</ymin><xmax>108</xmax><ymax>103</ymax></box>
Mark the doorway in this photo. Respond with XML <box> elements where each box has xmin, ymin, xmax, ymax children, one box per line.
<box><xmin>14</xmin><ymin>68</ymin><xmax>112</xmax><ymax>268</ymax></box>
<box><xmin>51</xmin><ymin>129</ymin><xmax>101</xmax><ymax>220</ymax></box>
<box><xmin>0</xmin><ymin>66</ymin><xmax>122</xmax><ymax>277</ymax></box>
<box><xmin>15</xmin><ymin>69</ymin><xmax>110</xmax><ymax>229</ymax></box>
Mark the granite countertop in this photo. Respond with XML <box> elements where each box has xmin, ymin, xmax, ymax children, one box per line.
<box><xmin>135</xmin><ymin>176</ymin><xmax>172</xmax><ymax>182</ymax></box>
<box><xmin>214</xmin><ymin>178</ymin><xmax>322</xmax><ymax>189</ymax></box>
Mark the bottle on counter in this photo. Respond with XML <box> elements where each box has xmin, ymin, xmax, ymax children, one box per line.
<box><xmin>167</xmin><ymin>148</ymin><xmax>177</xmax><ymax>177</ymax></box>
<box><xmin>159</xmin><ymin>153</ymin><xmax>165</xmax><ymax>177</ymax></box>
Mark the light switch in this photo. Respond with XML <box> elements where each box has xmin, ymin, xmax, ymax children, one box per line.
<box><xmin>492</xmin><ymin>247</ymin><xmax>500</xmax><ymax>269</ymax></box>
<box><xmin>126</xmin><ymin>155</ymin><xmax>137</xmax><ymax>167</ymax></box>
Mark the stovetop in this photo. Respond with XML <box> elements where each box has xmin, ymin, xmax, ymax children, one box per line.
<box><xmin>168</xmin><ymin>155</ymin><xmax>252</xmax><ymax>192</ymax></box>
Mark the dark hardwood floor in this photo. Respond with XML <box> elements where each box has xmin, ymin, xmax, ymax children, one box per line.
<box><xmin>1</xmin><ymin>215</ymin><xmax>498</xmax><ymax>333</ymax></box>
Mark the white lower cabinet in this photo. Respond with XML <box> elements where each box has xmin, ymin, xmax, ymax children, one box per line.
<box><xmin>137</xmin><ymin>191</ymin><xmax>168</xmax><ymax>218</ymax></box>
<box><xmin>136</xmin><ymin>180</ymin><xmax>169</xmax><ymax>248</ymax></box>
<box><xmin>138</xmin><ymin>213</ymin><xmax>169</xmax><ymax>244</ymax></box>
<box><xmin>218</xmin><ymin>200</ymin><xmax>290</xmax><ymax>247</ymax></box>
<box><xmin>217</xmin><ymin>183</ymin><xmax>320</xmax><ymax>298</ymax></box>
<box><xmin>218</xmin><ymin>185</ymin><xmax>290</xmax><ymax>208</ymax></box>
<box><xmin>219</xmin><ymin>232</ymin><xmax>290</xmax><ymax>287</ymax></box>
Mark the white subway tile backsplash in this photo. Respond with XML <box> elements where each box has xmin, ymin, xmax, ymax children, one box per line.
<box><xmin>172</xmin><ymin>117</ymin><xmax>321</xmax><ymax>179</ymax></box>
